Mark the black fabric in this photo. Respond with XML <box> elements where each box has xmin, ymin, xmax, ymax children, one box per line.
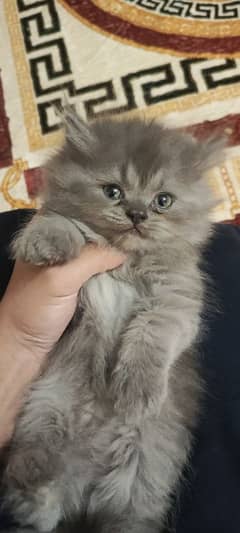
<box><xmin>0</xmin><ymin>210</ymin><xmax>240</xmax><ymax>532</ymax></box>
<box><xmin>175</xmin><ymin>224</ymin><xmax>240</xmax><ymax>533</ymax></box>
<box><xmin>0</xmin><ymin>209</ymin><xmax>35</xmax><ymax>300</ymax></box>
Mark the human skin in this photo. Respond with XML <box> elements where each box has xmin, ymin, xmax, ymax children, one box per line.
<box><xmin>0</xmin><ymin>245</ymin><xmax>125</xmax><ymax>447</ymax></box>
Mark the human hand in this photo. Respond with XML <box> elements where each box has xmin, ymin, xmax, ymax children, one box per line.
<box><xmin>0</xmin><ymin>244</ymin><xmax>124</xmax><ymax>446</ymax></box>
<box><xmin>0</xmin><ymin>245</ymin><xmax>125</xmax><ymax>360</ymax></box>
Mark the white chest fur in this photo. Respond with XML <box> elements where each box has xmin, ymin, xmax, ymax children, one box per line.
<box><xmin>82</xmin><ymin>273</ymin><xmax>137</xmax><ymax>335</ymax></box>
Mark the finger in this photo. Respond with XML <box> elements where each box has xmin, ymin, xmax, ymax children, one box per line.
<box><xmin>45</xmin><ymin>245</ymin><xmax>126</xmax><ymax>291</ymax></box>
<box><xmin>78</xmin><ymin>244</ymin><xmax>126</xmax><ymax>274</ymax></box>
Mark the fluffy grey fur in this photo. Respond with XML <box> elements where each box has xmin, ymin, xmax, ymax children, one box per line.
<box><xmin>2</xmin><ymin>109</ymin><xmax>224</xmax><ymax>533</ymax></box>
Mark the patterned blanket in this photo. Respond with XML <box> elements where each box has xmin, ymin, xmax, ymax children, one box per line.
<box><xmin>0</xmin><ymin>0</ymin><xmax>240</xmax><ymax>222</ymax></box>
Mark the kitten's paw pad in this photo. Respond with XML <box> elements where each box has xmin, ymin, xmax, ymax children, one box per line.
<box><xmin>12</xmin><ymin>220</ymin><xmax>83</xmax><ymax>266</ymax></box>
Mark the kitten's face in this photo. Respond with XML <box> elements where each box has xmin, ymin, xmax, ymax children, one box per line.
<box><xmin>46</xmin><ymin>113</ymin><xmax>224</xmax><ymax>253</ymax></box>
<box><xmin>67</xmin><ymin>163</ymin><xmax>179</xmax><ymax>252</ymax></box>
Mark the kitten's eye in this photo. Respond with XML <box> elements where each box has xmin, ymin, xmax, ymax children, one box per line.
<box><xmin>103</xmin><ymin>184</ymin><xmax>123</xmax><ymax>201</ymax></box>
<box><xmin>152</xmin><ymin>192</ymin><xmax>174</xmax><ymax>212</ymax></box>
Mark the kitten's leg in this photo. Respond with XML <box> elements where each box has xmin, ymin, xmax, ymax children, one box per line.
<box><xmin>1</xmin><ymin>368</ymin><xmax>90</xmax><ymax>532</ymax></box>
<box><xmin>87</xmin><ymin>498</ymin><xmax>164</xmax><ymax>533</ymax></box>
<box><xmin>11</xmin><ymin>212</ymin><xmax>85</xmax><ymax>265</ymax></box>
<box><xmin>110</xmin><ymin>296</ymin><xmax>200</xmax><ymax>419</ymax></box>
<box><xmin>87</xmin><ymin>424</ymin><xmax>172</xmax><ymax>533</ymax></box>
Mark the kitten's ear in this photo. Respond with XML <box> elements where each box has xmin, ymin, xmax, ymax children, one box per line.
<box><xmin>57</xmin><ymin>104</ymin><xmax>97</xmax><ymax>155</ymax></box>
<box><xmin>193</xmin><ymin>135</ymin><xmax>227</xmax><ymax>173</ymax></box>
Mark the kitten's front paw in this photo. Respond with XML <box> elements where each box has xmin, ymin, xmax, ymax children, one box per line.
<box><xmin>12</xmin><ymin>215</ymin><xmax>84</xmax><ymax>266</ymax></box>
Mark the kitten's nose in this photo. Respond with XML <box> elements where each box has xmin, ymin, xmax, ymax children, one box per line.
<box><xmin>126</xmin><ymin>208</ymin><xmax>148</xmax><ymax>225</ymax></box>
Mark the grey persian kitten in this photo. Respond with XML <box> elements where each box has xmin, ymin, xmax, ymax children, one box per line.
<box><xmin>2</xmin><ymin>110</ymin><xmax>223</xmax><ymax>533</ymax></box>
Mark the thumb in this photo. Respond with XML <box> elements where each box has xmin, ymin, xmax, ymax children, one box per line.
<box><xmin>51</xmin><ymin>245</ymin><xmax>126</xmax><ymax>294</ymax></box>
<box><xmin>76</xmin><ymin>244</ymin><xmax>126</xmax><ymax>279</ymax></box>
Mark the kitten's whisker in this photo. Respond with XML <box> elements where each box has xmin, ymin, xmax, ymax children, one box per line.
<box><xmin>107</xmin><ymin>218</ymin><xmax>126</xmax><ymax>224</ymax></box>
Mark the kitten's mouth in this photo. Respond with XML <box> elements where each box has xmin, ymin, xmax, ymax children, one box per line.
<box><xmin>133</xmin><ymin>226</ymin><xmax>143</xmax><ymax>236</ymax></box>
<box><xmin>112</xmin><ymin>225</ymin><xmax>147</xmax><ymax>250</ymax></box>
<box><xmin>122</xmin><ymin>225</ymin><xmax>144</xmax><ymax>237</ymax></box>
